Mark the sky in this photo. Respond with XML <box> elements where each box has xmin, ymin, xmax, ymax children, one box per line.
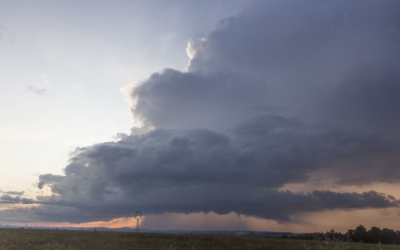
<box><xmin>1</xmin><ymin>0</ymin><xmax>400</xmax><ymax>233</ymax></box>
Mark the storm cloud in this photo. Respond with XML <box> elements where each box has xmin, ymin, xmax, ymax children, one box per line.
<box><xmin>11</xmin><ymin>0</ymin><xmax>400</xmax><ymax>224</ymax></box>
<box><xmin>131</xmin><ymin>0</ymin><xmax>400</xmax><ymax>134</ymax></box>
<box><xmin>25</xmin><ymin>116</ymin><xmax>400</xmax><ymax>222</ymax></box>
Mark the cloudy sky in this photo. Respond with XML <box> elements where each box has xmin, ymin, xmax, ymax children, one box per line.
<box><xmin>1</xmin><ymin>0</ymin><xmax>400</xmax><ymax>233</ymax></box>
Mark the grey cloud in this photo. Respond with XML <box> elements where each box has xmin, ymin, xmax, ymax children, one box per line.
<box><xmin>1</xmin><ymin>191</ymin><xmax>24</xmax><ymax>196</ymax></box>
<box><xmin>9</xmin><ymin>188</ymin><xmax>399</xmax><ymax>223</ymax></box>
<box><xmin>28</xmin><ymin>0</ymin><xmax>400</xmax><ymax>224</ymax></box>
<box><xmin>26</xmin><ymin>85</ymin><xmax>47</xmax><ymax>96</ymax></box>
<box><xmin>38</xmin><ymin>174</ymin><xmax>65</xmax><ymax>189</ymax></box>
<box><xmin>124</xmin><ymin>0</ymin><xmax>400</xmax><ymax>186</ymax></box>
<box><xmin>130</xmin><ymin>189</ymin><xmax>399</xmax><ymax>223</ymax></box>
<box><xmin>132</xmin><ymin>0</ymin><xmax>400</xmax><ymax>133</ymax></box>
<box><xmin>188</xmin><ymin>0</ymin><xmax>400</xmax><ymax>78</ymax></box>
<box><xmin>23</xmin><ymin>116</ymin><xmax>400</xmax><ymax>223</ymax></box>
<box><xmin>130</xmin><ymin>69</ymin><xmax>269</xmax><ymax>131</ymax></box>
<box><xmin>0</xmin><ymin>195</ymin><xmax>34</xmax><ymax>204</ymax></box>
<box><xmin>322</xmin><ymin>68</ymin><xmax>400</xmax><ymax>138</ymax></box>
<box><xmin>113</xmin><ymin>133</ymin><xmax>129</xmax><ymax>141</ymax></box>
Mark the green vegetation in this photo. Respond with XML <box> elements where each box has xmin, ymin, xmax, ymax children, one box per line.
<box><xmin>1</xmin><ymin>228</ymin><xmax>400</xmax><ymax>250</ymax></box>
<box><xmin>290</xmin><ymin>225</ymin><xmax>400</xmax><ymax>245</ymax></box>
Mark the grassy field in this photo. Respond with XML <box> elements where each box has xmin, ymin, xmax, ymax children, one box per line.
<box><xmin>0</xmin><ymin>228</ymin><xmax>399</xmax><ymax>250</ymax></box>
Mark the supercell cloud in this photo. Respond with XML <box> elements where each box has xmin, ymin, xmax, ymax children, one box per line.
<box><xmin>3</xmin><ymin>0</ymin><xmax>400</xmax><ymax>225</ymax></box>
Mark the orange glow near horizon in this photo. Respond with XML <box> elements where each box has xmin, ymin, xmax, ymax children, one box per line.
<box><xmin>3</xmin><ymin>209</ymin><xmax>400</xmax><ymax>233</ymax></box>
<box><xmin>4</xmin><ymin>216</ymin><xmax>142</xmax><ymax>229</ymax></box>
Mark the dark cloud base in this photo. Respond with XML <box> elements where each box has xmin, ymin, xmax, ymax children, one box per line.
<box><xmin>3</xmin><ymin>116</ymin><xmax>400</xmax><ymax>223</ymax></box>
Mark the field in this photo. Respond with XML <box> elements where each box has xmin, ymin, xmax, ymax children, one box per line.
<box><xmin>0</xmin><ymin>228</ymin><xmax>399</xmax><ymax>250</ymax></box>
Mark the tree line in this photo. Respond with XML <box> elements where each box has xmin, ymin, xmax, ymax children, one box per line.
<box><xmin>285</xmin><ymin>225</ymin><xmax>400</xmax><ymax>245</ymax></box>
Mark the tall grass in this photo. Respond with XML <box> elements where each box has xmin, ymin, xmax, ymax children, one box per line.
<box><xmin>0</xmin><ymin>228</ymin><xmax>399</xmax><ymax>250</ymax></box>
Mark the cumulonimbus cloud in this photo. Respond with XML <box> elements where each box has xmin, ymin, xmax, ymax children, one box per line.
<box><xmin>5</xmin><ymin>0</ymin><xmax>400</xmax><ymax>224</ymax></box>
<box><xmin>8</xmin><ymin>116</ymin><xmax>399</xmax><ymax>222</ymax></box>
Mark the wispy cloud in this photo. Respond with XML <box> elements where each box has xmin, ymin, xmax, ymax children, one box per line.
<box><xmin>25</xmin><ymin>85</ymin><xmax>47</xmax><ymax>96</ymax></box>
<box><xmin>1</xmin><ymin>190</ymin><xmax>24</xmax><ymax>196</ymax></box>
<box><xmin>0</xmin><ymin>25</ymin><xmax>16</xmax><ymax>43</ymax></box>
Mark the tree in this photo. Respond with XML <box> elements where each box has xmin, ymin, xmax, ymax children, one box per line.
<box><xmin>367</xmin><ymin>226</ymin><xmax>381</xmax><ymax>243</ymax></box>
<box><xmin>352</xmin><ymin>225</ymin><xmax>367</xmax><ymax>242</ymax></box>
<box><xmin>395</xmin><ymin>231</ymin><xmax>400</xmax><ymax>245</ymax></box>
<box><xmin>346</xmin><ymin>229</ymin><xmax>355</xmax><ymax>241</ymax></box>
<box><xmin>380</xmin><ymin>228</ymin><xmax>396</xmax><ymax>244</ymax></box>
